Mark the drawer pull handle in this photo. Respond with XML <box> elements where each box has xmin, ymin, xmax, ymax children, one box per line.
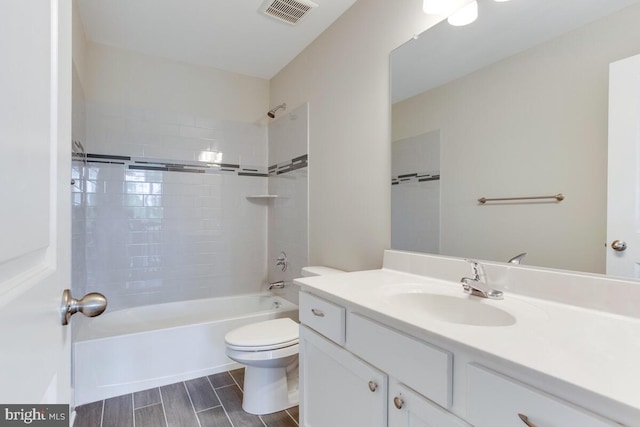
<box><xmin>368</xmin><ymin>381</ymin><xmax>378</xmax><ymax>392</ymax></box>
<box><xmin>311</xmin><ymin>308</ymin><xmax>325</xmax><ymax>317</ymax></box>
<box><xmin>518</xmin><ymin>414</ymin><xmax>538</xmax><ymax>427</ymax></box>
<box><xmin>393</xmin><ymin>396</ymin><xmax>404</xmax><ymax>409</ymax></box>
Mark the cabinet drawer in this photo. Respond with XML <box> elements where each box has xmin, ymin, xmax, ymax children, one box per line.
<box><xmin>467</xmin><ymin>364</ymin><xmax>618</xmax><ymax>427</ymax></box>
<box><xmin>299</xmin><ymin>292</ymin><xmax>346</xmax><ymax>345</ymax></box>
<box><xmin>347</xmin><ymin>313</ymin><xmax>452</xmax><ymax>408</ymax></box>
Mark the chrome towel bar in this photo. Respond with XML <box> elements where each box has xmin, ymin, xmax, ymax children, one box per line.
<box><xmin>478</xmin><ymin>193</ymin><xmax>564</xmax><ymax>204</ymax></box>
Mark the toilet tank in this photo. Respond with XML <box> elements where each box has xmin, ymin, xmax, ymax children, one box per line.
<box><xmin>301</xmin><ymin>266</ymin><xmax>344</xmax><ymax>277</ymax></box>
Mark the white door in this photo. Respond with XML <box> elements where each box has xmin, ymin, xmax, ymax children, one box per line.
<box><xmin>0</xmin><ymin>0</ymin><xmax>72</xmax><ymax>408</ymax></box>
<box><xmin>607</xmin><ymin>53</ymin><xmax>640</xmax><ymax>278</ymax></box>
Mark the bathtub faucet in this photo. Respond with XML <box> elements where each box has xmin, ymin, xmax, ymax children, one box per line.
<box><xmin>268</xmin><ymin>281</ymin><xmax>285</xmax><ymax>290</ymax></box>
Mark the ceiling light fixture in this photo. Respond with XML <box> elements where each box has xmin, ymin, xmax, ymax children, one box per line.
<box><xmin>423</xmin><ymin>0</ymin><xmax>510</xmax><ymax>27</ymax></box>
<box><xmin>422</xmin><ymin>0</ymin><xmax>456</xmax><ymax>15</ymax></box>
<box><xmin>447</xmin><ymin>0</ymin><xmax>478</xmax><ymax>26</ymax></box>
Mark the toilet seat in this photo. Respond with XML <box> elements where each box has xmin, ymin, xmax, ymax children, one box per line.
<box><xmin>226</xmin><ymin>339</ymin><xmax>298</xmax><ymax>352</ymax></box>
<box><xmin>225</xmin><ymin>318</ymin><xmax>299</xmax><ymax>352</ymax></box>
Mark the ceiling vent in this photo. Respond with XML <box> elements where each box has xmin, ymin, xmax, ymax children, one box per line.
<box><xmin>260</xmin><ymin>0</ymin><xmax>319</xmax><ymax>25</ymax></box>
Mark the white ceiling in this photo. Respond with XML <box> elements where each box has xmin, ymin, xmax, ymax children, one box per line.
<box><xmin>77</xmin><ymin>0</ymin><xmax>357</xmax><ymax>79</ymax></box>
<box><xmin>391</xmin><ymin>0</ymin><xmax>640</xmax><ymax>103</ymax></box>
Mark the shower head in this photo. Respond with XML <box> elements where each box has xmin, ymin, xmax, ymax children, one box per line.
<box><xmin>267</xmin><ymin>103</ymin><xmax>287</xmax><ymax>118</ymax></box>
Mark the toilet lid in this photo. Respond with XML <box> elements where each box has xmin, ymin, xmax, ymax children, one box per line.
<box><xmin>225</xmin><ymin>318</ymin><xmax>299</xmax><ymax>350</ymax></box>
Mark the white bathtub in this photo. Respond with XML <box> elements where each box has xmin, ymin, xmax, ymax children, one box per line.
<box><xmin>73</xmin><ymin>293</ymin><xmax>298</xmax><ymax>406</ymax></box>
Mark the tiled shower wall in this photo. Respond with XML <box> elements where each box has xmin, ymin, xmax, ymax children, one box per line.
<box><xmin>85</xmin><ymin>101</ymin><xmax>267</xmax><ymax>167</ymax></box>
<box><xmin>267</xmin><ymin>104</ymin><xmax>309</xmax><ymax>303</ymax></box>
<box><xmin>72</xmin><ymin>102</ymin><xmax>310</xmax><ymax>311</ymax></box>
<box><xmin>72</xmin><ymin>103</ymin><xmax>270</xmax><ymax>311</ymax></box>
<box><xmin>72</xmin><ymin>165</ymin><xmax>268</xmax><ymax>311</ymax></box>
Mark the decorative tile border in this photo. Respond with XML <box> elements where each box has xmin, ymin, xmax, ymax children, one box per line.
<box><xmin>392</xmin><ymin>170</ymin><xmax>440</xmax><ymax>185</ymax></box>
<box><xmin>269</xmin><ymin>154</ymin><xmax>308</xmax><ymax>176</ymax></box>
<box><xmin>73</xmin><ymin>153</ymin><xmax>308</xmax><ymax>177</ymax></box>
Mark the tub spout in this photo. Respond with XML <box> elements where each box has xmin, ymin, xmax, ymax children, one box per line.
<box><xmin>268</xmin><ymin>281</ymin><xmax>285</xmax><ymax>290</ymax></box>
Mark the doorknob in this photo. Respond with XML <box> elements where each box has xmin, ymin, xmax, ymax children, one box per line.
<box><xmin>611</xmin><ymin>240</ymin><xmax>628</xmax><ymax>252</ymax></box>
<box><xmin>60</xmin><ymin>289</ymin><xmax>107</xmax><ymax>326</ymax></box>
<box><xmin>393</xmin><ymin>396</ymin><xmax>404</xmax><ymax>409</ymax></box>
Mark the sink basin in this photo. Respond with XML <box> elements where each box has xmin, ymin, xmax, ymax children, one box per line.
<box><xmin>385</xmin><ymin>291</ymin><xmax>516</xmax><ymax>327</ymax></box>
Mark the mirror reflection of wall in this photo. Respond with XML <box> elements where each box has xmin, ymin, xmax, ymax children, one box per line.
<box><xmin>391</xmin><ymin>1</ymin><xmax>640</xmax><ymax>274</ymax></box>
<box><xmin>391</xmin><ymin>130</ymin><xmax>441</xmax><ymax>254</ymax></box>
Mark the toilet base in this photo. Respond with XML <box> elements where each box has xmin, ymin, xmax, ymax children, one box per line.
<box><xmin>241</xmin><ymin>362</ymin><xmax>299</xmax><ymax>415</ymax></box>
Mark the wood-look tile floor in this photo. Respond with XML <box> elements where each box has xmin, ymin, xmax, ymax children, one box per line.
<box><xmin>74</xmin><ymin>368</ymin><xmax>299</xmax><ymax>427</ymax></box>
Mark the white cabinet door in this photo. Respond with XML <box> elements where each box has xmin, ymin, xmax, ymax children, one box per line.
<box><xmin>0</xmin><ymin>0</ymin><xmax>72</xmax><ymax>406</ymax></box>
<box><xmin>467</xmin><ymin>364</ymin><xmax>618</xmax><ymax>427</ymax></box>
<box><xmin>300</xmin><ymin>325</ymin><xmax>387</xmax><ymax>427</ymax></box>
<box><xmin>388</xmin><ymin>382</ymin><xmax>469</xmax><ymax>427</ymax></box>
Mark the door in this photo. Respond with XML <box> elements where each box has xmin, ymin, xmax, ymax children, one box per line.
<box><xmin>0</xmin><ymin>0</ymin><xmax>72</xmax><ymax>408</ymax></box>
<box><xmin>299</xmin><ymin>325</ymin><xmax>387</xmax><ymax>427</ymax></box>
<box><xmin>607</xmin><ymin>53</ymin><xmax>640</xmax><ymax>278</ymax></box>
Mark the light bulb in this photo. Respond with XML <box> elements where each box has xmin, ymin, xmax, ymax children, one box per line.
<box><xmin>447</xmin><ymin>0</ymin><xmax>478</xmax><ymax>26</ymax></box>
<box><xmin>423</xmin><ymin>0</ymin><xmax>455</xmax><ymax>15</ymax></box>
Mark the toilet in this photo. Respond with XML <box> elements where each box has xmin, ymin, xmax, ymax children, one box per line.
<box><xmin>224</xmin><ymin>266</ymin><xmax>344</xmax><ymax>415</ymax></box>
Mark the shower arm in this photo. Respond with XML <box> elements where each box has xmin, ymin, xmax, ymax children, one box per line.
<box><xmin>267</xmin><ymin>103</ymin><xmax>287</xmax><ymax>118</ymax></box>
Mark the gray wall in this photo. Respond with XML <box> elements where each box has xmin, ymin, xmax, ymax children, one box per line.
<box><xmin>269</xmin><ymin>0</ymin><xmax>468</xmax><ymax>271</ymax></box>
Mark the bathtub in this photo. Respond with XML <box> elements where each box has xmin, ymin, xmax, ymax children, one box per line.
<box><xmin>73</xmin><ymin>293</ymin><xmax>298</xmax><ymax>406</ymax></box>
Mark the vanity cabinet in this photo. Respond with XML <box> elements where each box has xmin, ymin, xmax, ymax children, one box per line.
<box><xmin>299</xmin><ymin>292</ymin><xmax>468</xmax><ymax>427</ymax></box>
<box><xmin>300</xmin><ymin>324</ymin><xmax>466</xmax><ymax>427</ymax></box>
<box><xmin>299</xmin><ymin>290</ymin><xmax>624</xmax><ymax>427</ymax></box>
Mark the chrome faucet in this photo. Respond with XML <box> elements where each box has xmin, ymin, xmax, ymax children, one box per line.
<box><xmin>508</xmin><ymin>252</ymin><xmax>528</xmax><ymax>265</ymax></box>
<box><xmin>460</xmin><ymin>259</ymin><xmax>504</xmax><ymax>300</ymax></box>
<box><xmin>268</xmin><ymin>281</ymin><xmax>285</xmax><ymax>290</ymax></box>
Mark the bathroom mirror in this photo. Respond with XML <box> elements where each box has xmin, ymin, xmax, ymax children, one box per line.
<box><xmin>390</xmin><ymin>0</ymin><xmax>640</xmax><ymax>276</ymax></box>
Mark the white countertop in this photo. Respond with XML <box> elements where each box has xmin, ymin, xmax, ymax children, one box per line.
<box><xmin>295</xmin><ymin>268</ymin><xmax>640</xmax><ymax>421</ymax></box>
